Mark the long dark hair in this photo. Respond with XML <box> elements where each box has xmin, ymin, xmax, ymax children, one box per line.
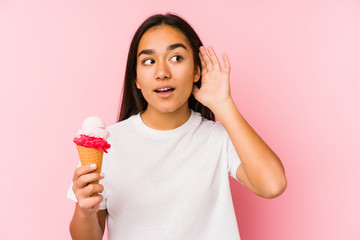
<box><xmin>117</xmin><ymin>13</ymin><xmax>215</xmax><ymax>122</ymax></box>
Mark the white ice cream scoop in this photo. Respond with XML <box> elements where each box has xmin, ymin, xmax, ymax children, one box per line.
<box><xmin>77</xmin><ymin>116</ymin><xmax>110</xmax><ymax>139</ymax></box>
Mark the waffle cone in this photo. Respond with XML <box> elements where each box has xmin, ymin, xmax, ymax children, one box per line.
<box><xmin>76</xmin><ymin>145</ymin><xmax>104</xmax><ymax>197</ymax></box>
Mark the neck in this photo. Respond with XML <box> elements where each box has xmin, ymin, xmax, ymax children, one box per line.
<box><xmin>140</xmin><ymin>105</ymin><xmax>191</xmax><ymax>130</ymax></box>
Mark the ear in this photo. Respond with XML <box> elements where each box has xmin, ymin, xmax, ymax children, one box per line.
<box><xmin>193</xmin><ymin>65</ymin><xmax>201</xmax><ymax>83</ymax></box>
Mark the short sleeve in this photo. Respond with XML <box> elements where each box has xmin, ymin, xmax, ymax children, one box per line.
<box><xmin>67</xmin><ymin>181</ymin><xmax>77</xmax><ymax>202</ymax></box>
<box><xmin>226</xmin><ymin>136</ymin><xmax>244</xmax><ymax>184</ymax></box>
<box><xmin>214</xmin><ymin>121</ymin><xmax>243</xmax><ymax>185</ymax></box>
<box><xmin>99</xmin><ymin>178</ymin><xmax>107</xmax><ymax>209</ymax></box>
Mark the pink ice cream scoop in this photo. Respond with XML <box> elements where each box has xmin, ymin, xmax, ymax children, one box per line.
<box><xmin>73</xmin><ymin>116</ymin><xmax>111</xmax><ymax>152</ymax></box>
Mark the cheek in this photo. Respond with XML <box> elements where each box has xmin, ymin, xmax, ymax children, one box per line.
<box><xmin>136</xmin><ymin>68</ymin><xmax>148</xmax><ymax>89</ymax></box>
<box><xmin>175</xmin><ymin>62</ymin><xmax>196</xmax><ymax>79</ymax></box>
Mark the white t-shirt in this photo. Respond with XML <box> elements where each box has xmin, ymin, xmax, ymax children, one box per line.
<box><xmin>68</xmin><ymin>110</ymin><xmax>242</xmax><ymax>240</ymax></box>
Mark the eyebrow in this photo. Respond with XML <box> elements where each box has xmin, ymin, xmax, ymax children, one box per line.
<box><xmin>138</xmin><ymin>43</ymin><xmax>187</xmax><ymax>57</ymax></box>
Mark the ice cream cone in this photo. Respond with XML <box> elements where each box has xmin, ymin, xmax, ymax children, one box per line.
<box><xmin>74</xmin><ymin>116</ymin><xmax>110</xmax><ymax>198</ymax></box>
<box><xmin>76</xmin><ymin>145</ymin><xmax>104</xmax><ymax>197</ymax></box>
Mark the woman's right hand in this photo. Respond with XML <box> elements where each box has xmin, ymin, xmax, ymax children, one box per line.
<box><xmin>72</xmin><ymin>164</ymin><xmax>105</xmax><ymax>215</ymax></box>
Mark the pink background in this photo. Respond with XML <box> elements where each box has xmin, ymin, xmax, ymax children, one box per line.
<box><xmin>1</xmin><ymin>0</ymin><xmax>359</xmax><ymax>239</ymax></box>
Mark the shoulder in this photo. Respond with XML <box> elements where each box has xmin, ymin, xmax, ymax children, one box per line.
<box><xmin>105</xmin><ymin>114</ymin><xmax>139</xmax><ymax>142</ymax></box>
<box><xmin>192</xmin><ymin>111</ymin><xmax>227</xmax><ymax>138</ymax></box>
<box><xmin>102</xmin><ymin>114</ymin><xmax>139</xmax><ymax>162</ymax></box>
<box><xmin>108</xmin><ymin>114</ymin><xmax>138</xmax><ymax>132</ymax></box>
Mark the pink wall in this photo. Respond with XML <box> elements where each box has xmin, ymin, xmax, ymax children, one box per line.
<box><xmin>1</xmin><ymin>0</ymin><xmax>359</xmax><ymax>239</ymax></box>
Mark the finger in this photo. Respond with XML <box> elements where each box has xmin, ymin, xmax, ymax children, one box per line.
<box><xmin>222</xmin><ymin>53</ymin><xmax>230</xmax><ymax>73</ymax></box>
<box><xmin>198</xmin><ymin>52</ymin><xmax>207</xmax><ymax>75</ymax></box>
<box><xmin>199</xmin><ymin>46</ymin><xmax>213</xmax><ymax>71</ymax></box>
<box><xmin>76</xmin><ymin>183</ymin><xmax>104</xmax><ymax>202</ymax></box>
<box><xmin>77</xmin><ymin>194</ymin><xmax>103</xmax><ymax>210</ymax></box>
<box><xmin>192</xmin><ymin>84</ymin><xmax>200</xmax><ymax>96</ymax></box>
<box><xmin>207</xmin><ymin>46</ymin><xmax>221</xmax><ymax>71</ymax></box>
<box><xmin>73</xmin><ymin>164</ymin><xmax>98</xmax><ymax>182</ymax></box>
<box><xmin>82</xmin><ymin>183</ymin><xmax>104</xmax><ymax>197</ymax></box>
<box><xmin>74</xmin><ymin>172</ymin><xmax>105</xmax><ymax>190</ymax></box>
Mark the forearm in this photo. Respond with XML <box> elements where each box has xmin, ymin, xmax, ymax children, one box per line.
<box><xmin>70</xmin><ymin>204</ymin><xmax>103</xmax><ymax>240</ymax></box>
<box><xmin>211</xmin><ymin>98</ymin><xmax>286</xmax><ymax>196</ymax></box>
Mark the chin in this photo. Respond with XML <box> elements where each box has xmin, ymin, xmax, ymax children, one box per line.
<box><xmin>146</xmin><ymin>99</ymin><xmax>189</xmax><ymax>115</ymax></box>
<box><xmin>152</xmin><ymin>104</ymin><xmax>187</xmax><ymax>114</ymax></box>
<box><xmin>156</xmin><ymin>107</ymin><xmax>180</xmax><ymax>113</ymax></box>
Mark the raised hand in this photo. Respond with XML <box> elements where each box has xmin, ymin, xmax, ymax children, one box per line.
<box><xmin>192</xmin><ymin>46</ymin><xmax>232</xmax><ymax>111</ymax></box>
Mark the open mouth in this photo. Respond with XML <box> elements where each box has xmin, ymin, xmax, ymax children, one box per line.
<box><xmin>154</xmin><ymin>87</ymin><xmax>175</xmax><ymax>93</ymax></box>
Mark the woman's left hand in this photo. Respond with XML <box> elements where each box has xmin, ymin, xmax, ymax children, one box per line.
<box><xmin>192</xmin><ymin>46</ymin><xmax>232</xmax><ymax>110</ymax></box>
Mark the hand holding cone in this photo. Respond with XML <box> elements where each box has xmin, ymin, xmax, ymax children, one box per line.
<box><xmin>73</xmin><ymin>116</ymin><xmax>111</xmax><ymax>197</ymax></box>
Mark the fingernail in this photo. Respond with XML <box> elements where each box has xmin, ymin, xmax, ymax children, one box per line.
<box><xmin>100</xmin><ymin>172</ymin><xmax>105</xmax><ymax>177</ymax></box>
<box><xmin>90</xmin><ymin>164</ymin><xmax>97</xmax><ymax>169</ymax></box>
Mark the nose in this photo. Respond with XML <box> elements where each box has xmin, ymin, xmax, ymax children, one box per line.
<box><xmin>155</xmin><ymin>60</ymin><xmax>170</xmax><ymax>80</ymax></box>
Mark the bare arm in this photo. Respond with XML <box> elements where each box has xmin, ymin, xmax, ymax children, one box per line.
<box><xmin>193</xmin><ymin>46</ymin><xmax>287</xmax><ymax>198</ymax></box>
<box><xmin>70</xmin><ymin>207</ymin><xmax>107</xmax><ymax>240</ymax></box>
<box><xmin>69</xmin><ymin>164</ymin><xmax>107</xmax><ymax>239</ymax></box>
<box><xmin>212</xmin><ymin>99</ymin><xmax>286</xmax><ymax>198</ymax></box>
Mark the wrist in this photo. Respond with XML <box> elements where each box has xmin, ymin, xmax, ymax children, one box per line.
<box><xmin>75</xmin><ymin>203</ymin><xmax>99</xmax><ymax>218</ymax></box>
<box><xmin>209</xmin><ymin>97</ymin><xmax>235</xmax><ymax>116</ymax></box>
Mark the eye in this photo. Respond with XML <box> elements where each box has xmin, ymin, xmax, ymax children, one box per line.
<box><xmin>171</xmin><ymin>55</ymin><xmax>183</xmax><ymax>62</ymax></box>
<box><xmin>142</xmin><ymin>59</ymin><xmax>154</xmax><ymax>65</ymax></box>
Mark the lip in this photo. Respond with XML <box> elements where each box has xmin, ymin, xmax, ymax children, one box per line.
<box><xmin>154</xmin><ymin>86</ymin><xmax>175</xmax><ymax>99</ymax></box>
<box><xmin>154</xmin><ymin>85</ymin><xmax>175</xmax><ymax>91</ymax></box>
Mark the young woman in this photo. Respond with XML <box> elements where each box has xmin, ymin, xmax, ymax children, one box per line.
<box><xmin>68</xmin><ymin>13</ymin><xmax>287</xmax><ymax>240</ymax></box>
